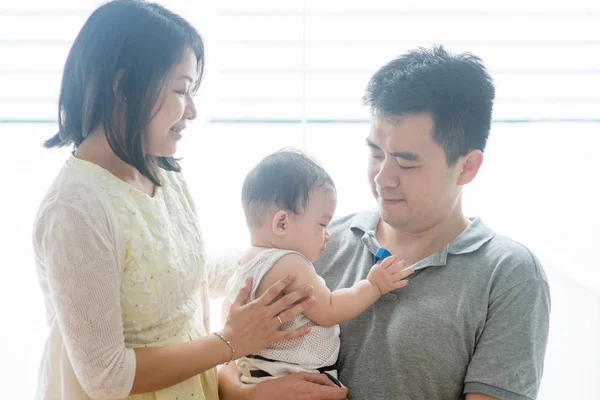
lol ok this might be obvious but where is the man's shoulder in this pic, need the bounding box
[488,232,546,275]
[475,227,549,297]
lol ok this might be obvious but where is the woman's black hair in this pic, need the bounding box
[45,0,205,185]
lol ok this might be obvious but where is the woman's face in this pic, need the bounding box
[145,48,198,157]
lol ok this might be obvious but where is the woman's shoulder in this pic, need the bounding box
[36,157,115,223]
[33,157,123,260]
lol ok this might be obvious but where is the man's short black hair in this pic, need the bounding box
[363,45,495,165]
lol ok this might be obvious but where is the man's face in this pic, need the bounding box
[367,112,465,233]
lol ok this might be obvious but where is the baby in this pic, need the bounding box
[224,149,413,386]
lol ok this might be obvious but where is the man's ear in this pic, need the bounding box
[272,210,290,236]
[457,150,484,186]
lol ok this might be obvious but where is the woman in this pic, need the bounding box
[33,1,313,399]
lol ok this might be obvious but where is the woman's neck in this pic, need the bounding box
[74,128,154,194]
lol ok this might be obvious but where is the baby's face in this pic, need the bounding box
[288,187,337,263]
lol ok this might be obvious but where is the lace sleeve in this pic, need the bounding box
[205,250,244,299]
[34,193,136,399]
[171,172,242,299]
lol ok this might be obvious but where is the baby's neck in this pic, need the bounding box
[249,230,279,249]
[240,233,284,264]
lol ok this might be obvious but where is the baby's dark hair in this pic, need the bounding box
[242,149,336,226]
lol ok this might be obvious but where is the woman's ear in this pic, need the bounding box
[272,210,289,236]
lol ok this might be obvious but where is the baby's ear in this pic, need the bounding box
[272,210,289,236]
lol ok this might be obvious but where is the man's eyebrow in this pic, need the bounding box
[391,151,421,162]
[366,138,421,162]
[365,138,381,150]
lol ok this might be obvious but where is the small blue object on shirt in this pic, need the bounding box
[373,247,392,263]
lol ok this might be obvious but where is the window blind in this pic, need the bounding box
[1,0,599,124]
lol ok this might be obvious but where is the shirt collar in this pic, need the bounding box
[349,210,495,269]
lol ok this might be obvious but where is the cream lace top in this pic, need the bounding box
[33,156,235,400]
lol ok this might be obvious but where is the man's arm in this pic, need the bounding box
[463,275,550,400]
[466,394,500,400]
[218,363,348,400]
[218,363,255,400]
[255,253,411,327]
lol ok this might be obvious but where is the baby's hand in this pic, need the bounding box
[366,255,414,295]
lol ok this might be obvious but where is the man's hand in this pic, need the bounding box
[252,372,349,400]
[219,362,348,400]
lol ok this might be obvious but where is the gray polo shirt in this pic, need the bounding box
[314,210,550,400]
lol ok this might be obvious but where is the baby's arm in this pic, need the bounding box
[255,254,413,327]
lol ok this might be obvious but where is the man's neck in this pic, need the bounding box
[375,210,470,266]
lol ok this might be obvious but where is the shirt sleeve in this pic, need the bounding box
[34,196,136,399]
[205,251,243,299]
[174,172,242,299]
[464,276,551,400]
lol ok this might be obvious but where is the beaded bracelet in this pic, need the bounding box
[213,332,235,364]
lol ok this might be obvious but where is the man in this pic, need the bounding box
[219,45,550,400]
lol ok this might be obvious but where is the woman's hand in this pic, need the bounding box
[220,273,315,358]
